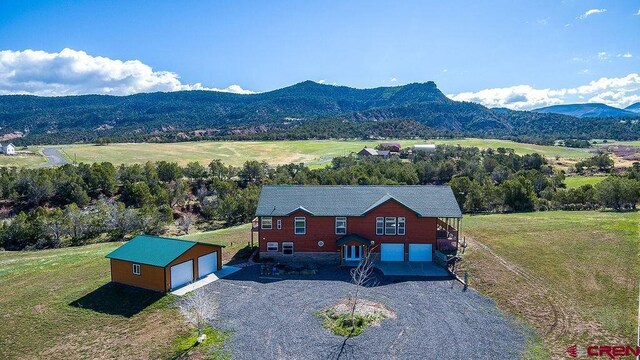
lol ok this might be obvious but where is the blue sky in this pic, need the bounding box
[0,0,639,109]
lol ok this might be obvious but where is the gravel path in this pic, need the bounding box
[198,265,528,360]
[33,147,69,168]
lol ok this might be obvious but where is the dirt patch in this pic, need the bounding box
[330,298,397,320]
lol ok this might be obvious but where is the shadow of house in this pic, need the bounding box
[69,282,165,318]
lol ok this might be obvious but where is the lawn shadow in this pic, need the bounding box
[225,245,256,266]
[69,282,165,318]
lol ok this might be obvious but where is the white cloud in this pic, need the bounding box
[578,8,607,19]
[635,9,640,16]
[448,73,640,110]
[0,48,254,96]
[622,53,633,58]
[597,51,609,60]
[317,79,326,84]
[390,77,398,82]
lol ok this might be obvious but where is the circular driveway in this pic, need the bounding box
[200,265,528,359]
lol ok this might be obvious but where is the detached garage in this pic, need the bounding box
[106,235,224,292]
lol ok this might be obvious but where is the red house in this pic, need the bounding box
[254,186,462,265]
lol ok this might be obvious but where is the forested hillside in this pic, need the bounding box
[2,81,639,145]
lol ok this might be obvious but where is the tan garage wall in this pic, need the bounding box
[164,244,223,291]
[110,259,167,292]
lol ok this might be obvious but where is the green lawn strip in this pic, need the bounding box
[180,223,254,263]
[317,309,385,337]
[564,175,606,188]
[462,211,639,344]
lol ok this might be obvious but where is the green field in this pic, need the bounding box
[0,225,250,360]
[56,138,592,167]
[0,153,47,167]
[564,175,606,188]
[462,211,639,357]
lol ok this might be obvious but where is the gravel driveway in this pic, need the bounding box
[199,265,528,360]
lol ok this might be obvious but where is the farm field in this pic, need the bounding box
[0,224,249,360]
[461,211,639,357]
[54,138,594,167]
[563,175,606,188]
[0,153,46,167]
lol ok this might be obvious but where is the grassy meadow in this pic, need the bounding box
[55,138,594,167]
[0,224,250,360]
[0,153,47,167]
[462,211,639,357]
[563,175,606,188]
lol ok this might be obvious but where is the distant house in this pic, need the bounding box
[379,142,401,152]
[106,235,225,292]
[357,147,390,159]
[1,143,16,155]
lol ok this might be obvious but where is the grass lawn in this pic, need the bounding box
[56,138,592,167]
[0,153,47,167]
[0,224,251,359]
[461,211,639,357]
[180,223,255,264]
[563,175,606,188]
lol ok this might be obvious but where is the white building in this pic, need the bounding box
[412,144,437,152]
[2,143,16,155]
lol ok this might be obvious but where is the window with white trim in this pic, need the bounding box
[335,217,347,235]
[132,263,141,275]
[261,217,272,229]
[294,217,306,235]
[277,219,282,230]
[385,217,397,235]
[282,242,294,255]
[397,217,406,235]
[267,242,278,252]
[376,217,384,235]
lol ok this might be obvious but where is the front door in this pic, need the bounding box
[344,245,362,261]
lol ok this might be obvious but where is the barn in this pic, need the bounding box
[106,235,224,292]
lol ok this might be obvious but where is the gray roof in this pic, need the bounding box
[256,185,462,218]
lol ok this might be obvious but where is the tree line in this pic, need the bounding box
[0,146,638,250]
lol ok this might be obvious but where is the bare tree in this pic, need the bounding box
[347,245,378,334]
[179,289,218,338]
[179,214,195,234]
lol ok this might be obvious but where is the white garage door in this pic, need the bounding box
[409,244,432,262]
[170,260,193,290]
[381,243,404,262]
[197,252,218,279]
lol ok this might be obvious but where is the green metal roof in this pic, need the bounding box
[105,235,201,267]
[336,234,372,247]
[256,185,462,218]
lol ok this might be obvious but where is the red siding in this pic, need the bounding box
[258,200,437,254]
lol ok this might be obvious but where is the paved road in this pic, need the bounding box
[33,147,69,168]
[195,265,528,360]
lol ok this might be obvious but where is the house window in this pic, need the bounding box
[335,217,347,235]
[294,217,306,235]
[132,263,141,275]
[397,217,406,235]
[385,217,397,235]
[282,242,294,255]
[277,219,282,230]
[267,242,278,252]
[261,217,272,229]
[376,217,384,235]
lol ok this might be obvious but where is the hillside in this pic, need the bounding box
[626,102,640,114]
[533,103,639,118]
[1,81,639,144]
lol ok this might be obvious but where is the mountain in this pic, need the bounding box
[532,103,639,119]
[0,81,639,144]
[625,102,640,114]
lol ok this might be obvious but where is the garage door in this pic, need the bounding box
[197,252,218,279]
[170,260,193,290]
[409,244,432,262]
[381,243,404,262]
